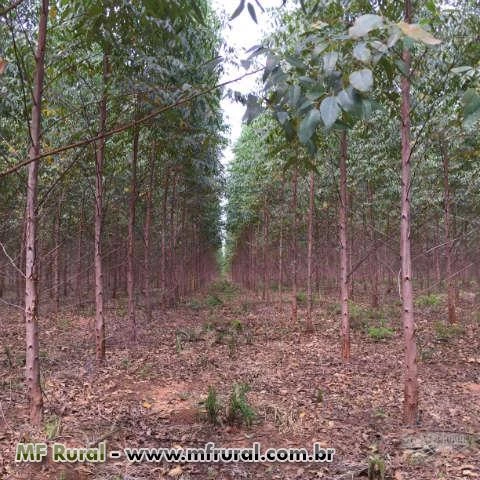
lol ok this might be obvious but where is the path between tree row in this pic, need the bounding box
[1,281,479,479]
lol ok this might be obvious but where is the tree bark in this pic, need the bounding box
[291,167,298,323]
[278,185,284,310]
[400,0,419,426]
[127,123,139,341]
[94,52,108,364]
[25,0,49,425]
[161,170,170,305]
[441,142,457,324]
[306,169,315,332]
[339,131,350,361]
[144,141,155,323]
[76,195,84,308]
[368,183,379,308]
[53,194,61,313]
[262,199,268,301]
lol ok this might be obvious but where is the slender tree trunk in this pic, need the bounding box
[94,52,108,364]
[127,124,139,341]
[441,142,457,324]
[262,199,267,301]
[291,167,298,323]
[279,192,284,310]
[53,194,61,313]
[144,141,155,323]
[368,183,379,308]
[339,131,350,361]
[161,171,169,305]
[400,0,419,425]
[24,0,49,425]
[306,169,315,332]
[76,195,84,308]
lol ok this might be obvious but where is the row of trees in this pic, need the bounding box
[226,0,479,424]
[1,0,226,423]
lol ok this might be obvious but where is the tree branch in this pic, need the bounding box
[0,68,264,179]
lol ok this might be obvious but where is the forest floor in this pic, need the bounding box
[1,280,479,480]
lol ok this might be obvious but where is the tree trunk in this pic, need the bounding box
[127,124,139,341]
[262,199,268,301]
[368,183,379,308]
[278,187,284,310]
[53,194,62,313]
[291,167,298,323]
[76,195,84,308]
[306,169,315,332]
[25,0,49,425]
[339,131,350,361]
[94,52,108,364]
[400,0,419,426]
[161,170,170,305]
[144,141,155,323]
[441,142,457,324]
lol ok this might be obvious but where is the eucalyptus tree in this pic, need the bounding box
[231,0,449,423]
[24,0,49,426]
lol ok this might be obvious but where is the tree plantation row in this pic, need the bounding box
[0,0,479,444]
[1,0,226,425]
[225,0,479,427]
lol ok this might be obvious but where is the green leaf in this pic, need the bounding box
[230,0,246,21]
[352,43,371,63]
[298,108,321,144]
[323,52,338,73]
[462,88,480,128]
[395,59,409,76]
[349,69,373,92]
[247,2,257,23]
[243,94,263,124]
[337,89,355,111]
[451,66,473,75]
[348,14,383,38]
[387,29,401,48]
[312,43,327,58]
[397,21,441,45]
[320,96,340,128]
[285,55,306,70]
[276,111,289,125]
[288,84,301,107]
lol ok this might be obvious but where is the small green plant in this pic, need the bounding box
[230,319,243,332]
[205,386,221,425]
[367,325,394,341]
[44,415,61,440]
[205,294,223,307]
[368,454,386,480]
[120,357,131,370]
[434,322,464,341]
[349,302,371,331]
[415,293,441,308]
[186,299,202,311]
[372,408,387,419]
[227,383,255,427]
[315,388,323,404]
[296,291,307,305]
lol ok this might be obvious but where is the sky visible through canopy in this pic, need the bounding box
[212,1,279,167]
